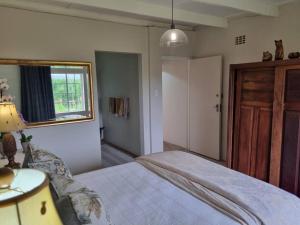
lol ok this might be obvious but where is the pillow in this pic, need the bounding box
[51,174,84,196]
[30,147,72,179]
[32,149,60,162]
[51,174,112,225]
[28,159,72,179]
[56,196,81,225]
[69,189,103,224]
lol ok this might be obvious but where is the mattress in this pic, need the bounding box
[75,162,239,225]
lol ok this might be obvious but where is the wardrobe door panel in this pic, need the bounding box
[280,69,300,197]
[235,106,254,174]
[234,106,272,181]
[255,108,272,181]
[232,68,274,181]
[280,111,300,196]
[285,70,300,102]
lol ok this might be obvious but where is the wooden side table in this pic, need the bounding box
[0,152,25,168]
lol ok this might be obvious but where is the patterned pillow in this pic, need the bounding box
[32,149,60,161]
[56,196,81,225]
[50,174,112,225]
[51,174,84,196]
[69,189,103,224]
[30,148,72,179]
[28,159,72,179]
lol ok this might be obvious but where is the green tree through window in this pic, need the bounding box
[51,71,85,114]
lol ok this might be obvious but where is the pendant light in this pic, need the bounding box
[160,0,189,47]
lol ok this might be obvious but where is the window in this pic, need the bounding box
[51,66,86,114]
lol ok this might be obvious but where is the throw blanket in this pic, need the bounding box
[136,151,300,225]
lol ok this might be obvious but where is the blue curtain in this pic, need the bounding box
[20,66,56,123]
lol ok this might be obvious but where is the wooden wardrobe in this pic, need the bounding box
[227,59,300,197]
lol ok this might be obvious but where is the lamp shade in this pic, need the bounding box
[0,102,26,132]
[160,28,189,47]
[0,169,63,225]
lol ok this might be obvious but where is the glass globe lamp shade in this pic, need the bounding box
[160,28,189,47]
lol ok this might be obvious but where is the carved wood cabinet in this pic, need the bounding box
[227,59,300,197]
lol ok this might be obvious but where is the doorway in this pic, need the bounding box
[162,56,223,160]
[95,51,141,167]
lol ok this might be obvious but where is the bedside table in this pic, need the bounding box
[0,152,25,168]
[0,169,63,225]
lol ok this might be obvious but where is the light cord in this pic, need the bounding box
[171,0,175,29]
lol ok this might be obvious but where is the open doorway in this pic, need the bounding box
[162,56,223,161]
[95,51,141,168]
[162,57,189,152]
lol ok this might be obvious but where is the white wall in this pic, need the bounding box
[194,1,300,160]
[0,7,150,174]
[162,58,188,148]
[0,6,197,173]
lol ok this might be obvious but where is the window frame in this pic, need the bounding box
[51,66,90,117]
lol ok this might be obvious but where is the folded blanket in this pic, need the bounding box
[136,151,300,225]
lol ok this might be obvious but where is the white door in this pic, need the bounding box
[189,56,222,160]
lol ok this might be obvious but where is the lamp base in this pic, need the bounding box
[0,167,14,189]
[2,133,20,169]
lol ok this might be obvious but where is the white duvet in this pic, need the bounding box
[75,162,239,225]
[137,151,300,225]
[75,151,300,225]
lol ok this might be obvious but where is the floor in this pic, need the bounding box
[164,142,187,152]
[101,142,226,169]
[101,144,134,168]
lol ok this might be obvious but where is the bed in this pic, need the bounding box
[74,151,300,225]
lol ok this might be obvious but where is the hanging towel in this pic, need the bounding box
[109,97,129,119]
[109,97,115,114]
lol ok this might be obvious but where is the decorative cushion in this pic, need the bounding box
[29,147,72,179]
[69,189,102,224]
[32,149,61,162]
[56,196,81,225]
[51,174,112,225]
[51,174,84,196]
[28,159,72,179]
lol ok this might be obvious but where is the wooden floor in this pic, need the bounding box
[164,142,187,151]
[100,142,226,169]
[101,144,134,168]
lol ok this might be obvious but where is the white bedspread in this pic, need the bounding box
[137,151,300,225]
[75,162,240,225]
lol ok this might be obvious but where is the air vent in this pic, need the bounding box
[235,35,246,45]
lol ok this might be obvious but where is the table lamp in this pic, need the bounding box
[0,169,63,225]
[0,102,26,168]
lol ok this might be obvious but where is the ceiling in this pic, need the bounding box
[0,0,295,28]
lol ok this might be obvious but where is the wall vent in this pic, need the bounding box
[235,35,246,45]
